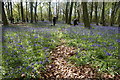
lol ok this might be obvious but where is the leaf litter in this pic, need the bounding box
[37,38,120,80]
[40,44,101,79]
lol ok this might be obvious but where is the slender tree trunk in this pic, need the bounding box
[62,9,65,21]
[77,9,80,22]
[82,2,90,28]
[65,2,69,23]
[110,2,118,26]
[30,2,33,23]
[101,2,105,26]
[26,2,28,22]
[77,3,80,22]
[40,3,43,20]
[2,2,9,25]
[7,2,10,20]
[95,2,98,25]
[90,2,93,22]
[21,2,25,22]
[34,2,37,22]
[56,0,58,16]
[17,4,20,20]
[48,2,52,21]
[68,2,74,24]
[57,3,59,18]
[10,2,13,18]
[118,10,120,27]
[10,2,13,23]
[74,2,77,18]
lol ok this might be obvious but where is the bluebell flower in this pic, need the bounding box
[39,61,43,64]
[34,36,38,38]
[17,66,20,68]
[32,67,34,69]
[20,45,23,48]
[75,52,78,55]
[106,52,112,56]
[26,66,30,69]
[91,45,95,47]
[31,63,34,65]
[116,39,120,43]
[32,70,36,72]
[76,56,80,58]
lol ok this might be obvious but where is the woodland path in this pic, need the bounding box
[42,44,99,79]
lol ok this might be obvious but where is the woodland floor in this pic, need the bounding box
[40,36,119,80]
[1,21,120,80]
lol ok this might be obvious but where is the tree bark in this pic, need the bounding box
[2,2,9,25]
[21,2,25,22]
[90,2,93,22]
[77,3,81,22]
[30,2,33,23]
[10,2,13,23]
[7,2,10,20]
[101,2,105,26]
[10,2,13,18]
[40,3,43,20]
[48,2,52,21]
[74,2,77,18]
[110,2,118,26]
[68,2,74,24]
[77,9,80,22]
[17,3,20,20]
[26,2,28,22]
[34,2,37,22]
[95,2,98,25]
[118,10,120,27]
[65,2,69,23]
[82,2,90,28]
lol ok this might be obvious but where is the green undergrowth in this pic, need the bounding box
[2,23,120,79]
[61,26,120,76]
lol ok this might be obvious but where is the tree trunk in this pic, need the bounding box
[7,2,10,20]
[30,2,33,23]
[17,4,20,21]
[10,2,13,23]
[48,2,52,21]
[68,2,74,24]
[77,3,80,22]
[101,2,105,26]
[56,0,58,17]
[57,3,59,18]
[95,2,98,25]
[62,9,65,21]
[65,2,69,23]
[77,9,80,22]
[118,10,120,27]
[82,2,90,28]
[26,2,28,22]
[40,3,43,20]
[110,2,118,26]
[21,2,25,22]
[34,2,37,22]
[10,2,13,18]
[74,2,77,18]
[90,2,93,22]
[2,2,9,25]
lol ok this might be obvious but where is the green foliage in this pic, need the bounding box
[2,26,60,79]
[2,23,119,79]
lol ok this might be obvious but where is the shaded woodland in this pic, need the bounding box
[1,1,120,27]
[1,1,120,79]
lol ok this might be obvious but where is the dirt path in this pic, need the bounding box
[41,44,99,79]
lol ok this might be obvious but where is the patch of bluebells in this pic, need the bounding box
[2,25,60,79]
[106,52,112,56]
[66,23,119,74]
